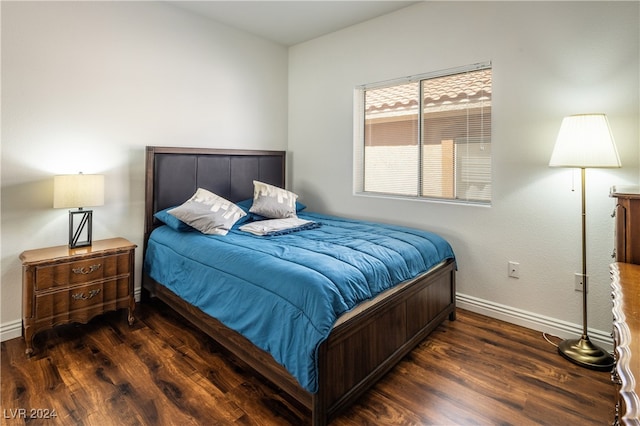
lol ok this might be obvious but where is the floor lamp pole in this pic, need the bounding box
[580,167,588,339]
[557,167,614,371]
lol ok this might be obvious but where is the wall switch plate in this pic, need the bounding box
[508,261,520,278]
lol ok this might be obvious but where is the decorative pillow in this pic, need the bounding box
[154,207,194,232]
[168,188,246,236]
[249,181,299,219]
[237,197,306,221]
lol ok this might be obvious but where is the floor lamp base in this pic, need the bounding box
[558,336,614,371]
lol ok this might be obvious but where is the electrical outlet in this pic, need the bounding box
[574,273,587,292]
[508,261,520,278]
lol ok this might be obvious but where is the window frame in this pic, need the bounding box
[353,61,492,206]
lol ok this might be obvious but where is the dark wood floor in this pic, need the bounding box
[2,301,614,425]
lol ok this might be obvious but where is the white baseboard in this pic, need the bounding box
[456,293,613,351]
[1,319,23,342]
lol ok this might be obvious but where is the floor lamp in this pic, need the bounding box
[549,113,620,371]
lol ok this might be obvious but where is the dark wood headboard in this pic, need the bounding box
[144,146,286,243]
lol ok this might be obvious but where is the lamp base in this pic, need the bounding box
[558,336,614,371]
[69,209,93,249]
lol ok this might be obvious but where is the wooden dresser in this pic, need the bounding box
[610,263,640,425]
[611,187,640,264]
[611,187,640,425]
[21,238,136,355]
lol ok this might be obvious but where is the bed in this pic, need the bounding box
[142,146,457,425]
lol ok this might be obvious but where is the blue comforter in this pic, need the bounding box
[144,212,455,393]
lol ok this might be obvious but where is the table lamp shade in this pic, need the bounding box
[549,114,621,169]
[53,173,104,248]
[53,174,104,209]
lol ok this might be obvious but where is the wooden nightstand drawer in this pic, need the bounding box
[34,253,130,290]
[34,278,131,322]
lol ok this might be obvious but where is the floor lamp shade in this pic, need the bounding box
[550,114,621,168]
[549,113,620,371]
[53,173,105,248]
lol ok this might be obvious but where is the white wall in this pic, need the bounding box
[1,2,288,339]
[288,1,640,342]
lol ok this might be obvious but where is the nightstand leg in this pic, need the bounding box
[127,297,135,325]
[24,326,34,356]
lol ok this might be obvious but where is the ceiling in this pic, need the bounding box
[167,1,419,46]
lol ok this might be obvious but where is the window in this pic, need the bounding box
[354,62,492,204]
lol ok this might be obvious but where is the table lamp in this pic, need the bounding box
[53,173,105,248]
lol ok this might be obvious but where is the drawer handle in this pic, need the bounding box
[72,264,101,275]
[72,289,101,300]
[611,370,622,385]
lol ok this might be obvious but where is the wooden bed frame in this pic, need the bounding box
[142,146,456,425]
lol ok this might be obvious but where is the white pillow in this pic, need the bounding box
[168,188,246,235]
[249,181,298,219]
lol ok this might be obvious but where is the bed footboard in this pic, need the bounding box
[313,258,456,425]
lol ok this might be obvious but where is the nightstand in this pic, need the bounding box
[20,237,136,355]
